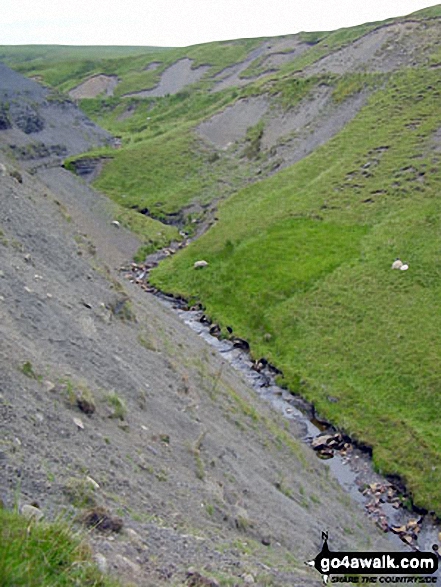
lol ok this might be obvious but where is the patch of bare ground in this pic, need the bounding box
[260,37,311,70]
[69,74,119,100]
[117,104,136,122]
[260,49,303,70]
[196,85,369,173]
[123,59,210,98]
[197,96,269,149]
[304,20,438,76]
[271,90,369,170]
[366,20,441,72]
[261,86,332,150]
[0,63,112,171]
[143,61,161,71]
[211,46,267,92]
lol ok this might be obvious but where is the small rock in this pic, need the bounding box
[209,324,221,336]
[94,553,108,574]
[111,220,120,228]
[86,476,100,490]
[243,573,255,584]
[125,527,144,546]
[21,504,44,521]
[46,293,53,299]
[114,554,141,576]
[400,263,409,271]
[231,337,250,350]
[194,260,209,269]
[73,417,84,430]
[311,434,334,450]
[24,286,33,293]
[391,524,407,535]
[43,380,56,393]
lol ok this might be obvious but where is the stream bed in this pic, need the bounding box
[122,262,441,577]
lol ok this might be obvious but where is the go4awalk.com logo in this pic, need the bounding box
[305,532,439,584]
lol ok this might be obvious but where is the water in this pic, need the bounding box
[158,301,441,575]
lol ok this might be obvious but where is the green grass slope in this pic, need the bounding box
[0,509,120,586]
[151,67,441,514]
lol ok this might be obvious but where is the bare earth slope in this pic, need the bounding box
[0,63,112,170]
[0,70,394,586]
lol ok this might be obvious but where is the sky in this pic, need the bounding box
[2,0,440,47]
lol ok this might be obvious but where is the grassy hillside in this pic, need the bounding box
[3,7,441,516]
[151,66,441,514]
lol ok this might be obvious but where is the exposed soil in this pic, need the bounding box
[123,59,211,98]
[261,86,333,150]
[196,85,368,173]
[0,65,397,586]
[69,74,120,100]
[0,63,112,171]
[304,20,436,76]
[211,46,267,93]
[259,50,302,71]
[197,97,269,149]
[144,61,161,71]
[270,90,370,171]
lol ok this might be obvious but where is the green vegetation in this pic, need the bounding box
[20,361,39,380]
[106,392,127,420]
[0,508,120,586]
[63,477,97,508]
[151,67,441,514]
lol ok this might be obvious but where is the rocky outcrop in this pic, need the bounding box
[0,62,112,167]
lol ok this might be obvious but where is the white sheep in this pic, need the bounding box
[391,259,403,269]
[194,260,209,269]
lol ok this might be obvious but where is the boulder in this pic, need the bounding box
[21,504,44,521]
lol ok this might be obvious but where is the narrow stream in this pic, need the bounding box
[122,264,441,577]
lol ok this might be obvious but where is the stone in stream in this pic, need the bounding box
[209,323,221,336]
[231,337,250,351]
